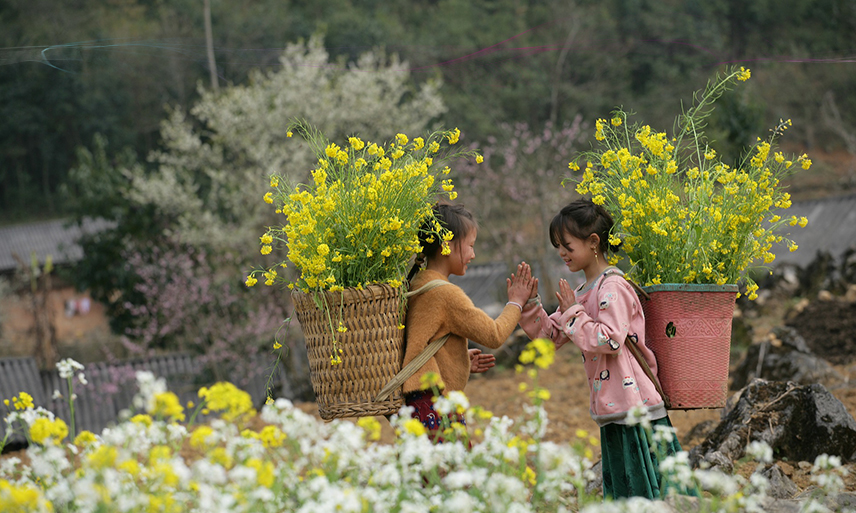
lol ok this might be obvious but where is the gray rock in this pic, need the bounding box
[691,379,856,467]
[585,459,603,496]
[682,419,717,446]
[757,497,804,513]
[732,326,842,389]
[702,450,734,474]
[761,463,799,499]
[795,489,856,512]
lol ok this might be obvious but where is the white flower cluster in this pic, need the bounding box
[56,358,85,382]
[2,380,853,513]
[129,370,167,414]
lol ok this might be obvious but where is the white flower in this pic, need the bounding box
[131,370,167,412]
[746,440,773,463]
[694,468,741,497]
[623,404,651,429]
[659,452,694,489]
[652,423,676,444]
[445,490,477,510]
[0,457,21,477]
[434,390,469,415]
[56,358,84,380]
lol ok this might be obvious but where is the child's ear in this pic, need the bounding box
[589,233,601,249]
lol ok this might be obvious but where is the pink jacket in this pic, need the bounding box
[520,268,666,426]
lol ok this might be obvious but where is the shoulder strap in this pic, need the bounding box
[403,279,451,298]
[625,334,671,409]
[596,269,670,409]
[597,268,650,300]
[375,279,453,403]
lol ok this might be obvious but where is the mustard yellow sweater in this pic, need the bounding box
[402,269,522,394]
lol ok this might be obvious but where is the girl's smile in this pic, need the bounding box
[557,233,594,273]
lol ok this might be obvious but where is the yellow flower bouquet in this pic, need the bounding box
[248,122,474,295]
[247,121,479,420]
[569,66,810,299]
[568,66,812,409]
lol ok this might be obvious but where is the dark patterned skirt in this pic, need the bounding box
[600,416,699,500]
[405,390,468,445]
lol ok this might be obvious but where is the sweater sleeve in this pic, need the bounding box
[519,301,571,347]
[554,278,637,354]
[436,285,522,349]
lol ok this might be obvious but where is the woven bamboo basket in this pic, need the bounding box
[640,283,738,409]
[292,283,405,420]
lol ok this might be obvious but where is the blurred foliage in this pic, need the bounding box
[58,37,442,361]
[2,0,855,223]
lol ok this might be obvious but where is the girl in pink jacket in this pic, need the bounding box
[519,199,685,500]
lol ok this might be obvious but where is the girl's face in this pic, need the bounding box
[556,230,597,274]
[448,228,477,276]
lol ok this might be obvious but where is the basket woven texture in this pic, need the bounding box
[641,284,738,409]
[292,283,405,420]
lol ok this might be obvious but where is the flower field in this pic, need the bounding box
[3,347,853,512]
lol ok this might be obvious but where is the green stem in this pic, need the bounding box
[67,376,77,440]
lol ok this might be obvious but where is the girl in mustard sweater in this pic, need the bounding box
[402,203,534,442]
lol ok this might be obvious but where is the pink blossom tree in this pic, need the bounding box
[456,116,588,300]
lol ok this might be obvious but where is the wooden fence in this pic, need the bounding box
[1,353,289,449]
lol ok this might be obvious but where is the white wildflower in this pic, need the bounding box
[624,404,651,429]
[434,390,469,415]
[56,358,84,380]
[652,423,676,444]
[131,370,167,412]
[659,451,694,489]
[746,440,773,463]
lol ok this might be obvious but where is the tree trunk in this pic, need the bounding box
[204,0,219,91]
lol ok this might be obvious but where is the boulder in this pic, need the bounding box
[690,379,856,468]
[731,326,842,389]
[761,463,800,499]
[795,489,856,512]
[799,251,840,296]
[786,300,856,365]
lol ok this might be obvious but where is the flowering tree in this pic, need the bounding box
[67,36,445,395]
[129,35,445,251]
[456,117,588,299]
[119,247,285,387]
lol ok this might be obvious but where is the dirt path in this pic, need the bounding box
[296,343,724,449]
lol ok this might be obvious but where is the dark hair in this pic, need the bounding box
[549,199,618,255]
[407,203,478,281]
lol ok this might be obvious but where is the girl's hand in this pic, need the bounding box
[556,278,576,313]
[517,262,539,299]
[469,348,496,373]
[506,261,534,305]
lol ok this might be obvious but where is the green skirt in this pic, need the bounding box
[600,416,695,500]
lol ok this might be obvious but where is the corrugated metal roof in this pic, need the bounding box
[0,218,114,273]
[770,193,856,267]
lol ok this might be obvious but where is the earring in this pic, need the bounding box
[594,248,598,262]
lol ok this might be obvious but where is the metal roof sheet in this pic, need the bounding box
[0,218,114,272]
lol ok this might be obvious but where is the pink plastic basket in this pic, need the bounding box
[640,284,738,409]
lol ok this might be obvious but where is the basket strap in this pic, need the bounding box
[374,334,450,402]
[403,279,451,298]
[375,279,453,403]
[597,269,670,409]
[625,335,671,409]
